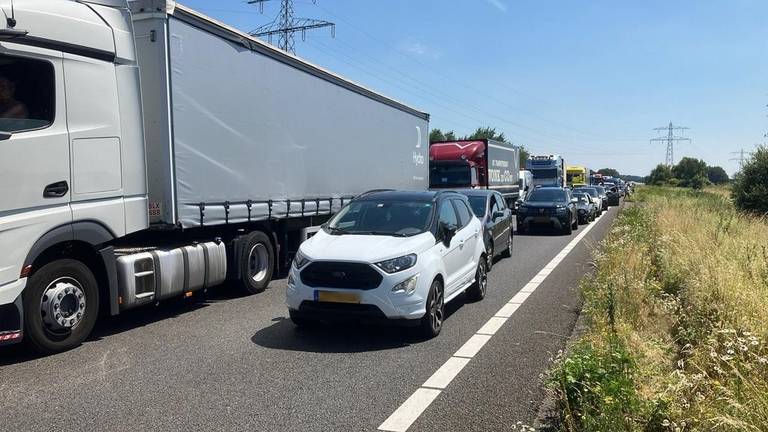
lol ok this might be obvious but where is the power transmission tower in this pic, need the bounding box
[650,122,691,166]
[248,0,335,54]
[730,148,755,170]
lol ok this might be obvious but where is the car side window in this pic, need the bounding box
[453,199,472,228]
[491,195,502,214]
[495,194,506,210]
[0,54,55,133]
[438,200,459,228]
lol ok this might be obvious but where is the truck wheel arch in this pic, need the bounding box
[23,221,116,270]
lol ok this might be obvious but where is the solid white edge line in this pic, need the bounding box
[378,207,609,431]
[378,388,442,432]
[422,356,472,389]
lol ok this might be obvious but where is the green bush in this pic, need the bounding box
[732,146,768,214]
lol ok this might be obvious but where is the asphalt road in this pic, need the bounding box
[0,206,618,432]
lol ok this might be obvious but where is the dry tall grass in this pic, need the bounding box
[551,187,768,431]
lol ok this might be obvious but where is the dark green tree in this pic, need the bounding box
[598,168,620,178]
[732,146,768,214]
[518,145,530,170]
[672,157,709,189]
[463,126,506,142]
[429,128,456,143]
[647,164,673,185]
[706,166,730,185]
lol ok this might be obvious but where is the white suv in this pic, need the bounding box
[286,190,487,337]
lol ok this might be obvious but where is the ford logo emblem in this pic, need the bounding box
[331,271,346,278]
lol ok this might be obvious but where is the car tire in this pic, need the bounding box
[467,260,488,302]
[485,243,493,272]
[23,259,100,355]
[562,219,572,235]
[289,310,312,328]
[501,232,513,258]
[572,215,579,230]
[420,279,445,338]
[237,231,275,294]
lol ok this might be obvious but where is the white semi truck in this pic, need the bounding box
[0,0,429,353]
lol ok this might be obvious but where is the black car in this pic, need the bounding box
[517,187,579,235]
[603,183,621,206]
[459,189,513,270]
[573,186,604,214]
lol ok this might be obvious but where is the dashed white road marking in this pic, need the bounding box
[422,357,471,389]
[377,208,612,432]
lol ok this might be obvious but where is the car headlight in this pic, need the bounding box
[556,206,567,214]
[375,253,417,273]
[293,250,310,269]
[392,274,419,295]
[518,205,529,212]
[287,271,296,288]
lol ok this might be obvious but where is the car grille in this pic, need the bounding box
[527,206,556,215]
[300,262,383,290]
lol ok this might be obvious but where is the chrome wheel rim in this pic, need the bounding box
[248,243,269,283]
[40,277,86,333]
[478,263,487,297]
[429,283,444,331]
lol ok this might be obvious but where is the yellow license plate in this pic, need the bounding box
[315,290,360,304]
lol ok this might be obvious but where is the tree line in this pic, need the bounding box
[646,147,768,214]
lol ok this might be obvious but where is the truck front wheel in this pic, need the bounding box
[237,231,275,294]
[23,259,99,354]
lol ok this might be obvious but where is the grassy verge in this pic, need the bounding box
[549,186,768,431]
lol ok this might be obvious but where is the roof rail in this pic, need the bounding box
[356,189,396,198]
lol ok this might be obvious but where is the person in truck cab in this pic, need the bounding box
[0,75,29,119]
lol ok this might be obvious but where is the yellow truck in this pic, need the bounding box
[566,165,590,187]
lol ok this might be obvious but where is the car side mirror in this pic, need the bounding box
[492,210,504,220]
[440,223,457,246]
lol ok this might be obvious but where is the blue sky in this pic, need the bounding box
[182,0,767,176]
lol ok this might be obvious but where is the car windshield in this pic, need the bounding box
[574,188,598,198]
[574,194,589,203]
[527,189,568,202]
[467,196,487,217]
[430,164,470,187]
[325,200,434,236]
[593,186,606,194]
[531,168,557,179]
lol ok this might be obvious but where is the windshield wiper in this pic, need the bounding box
[325,226,349,235]
[349,230,408,237]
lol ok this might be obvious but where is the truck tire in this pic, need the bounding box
[22,259,99,354]
[237,231,275,294]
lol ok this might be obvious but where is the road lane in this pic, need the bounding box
[0,207,618,432]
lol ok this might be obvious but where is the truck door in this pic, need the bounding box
[0,48,72,286]
[62,53,125,237]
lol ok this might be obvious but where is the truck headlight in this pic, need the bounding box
[375,253,417,273]
[293,250,310,269]
[392,274,419,295]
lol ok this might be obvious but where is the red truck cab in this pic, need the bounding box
[429,140,487,188]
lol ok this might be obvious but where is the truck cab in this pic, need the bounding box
[429,141,486,188]
[0,0,148,350]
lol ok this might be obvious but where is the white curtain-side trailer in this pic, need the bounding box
[0,0,428,353]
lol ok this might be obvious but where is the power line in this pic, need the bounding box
[248,0,334,54]
[650,122,691,166]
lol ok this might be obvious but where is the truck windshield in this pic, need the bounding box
[531,169,557,179]
[325,200,434,236]
[527,189,568,202]
[430,164,471,187]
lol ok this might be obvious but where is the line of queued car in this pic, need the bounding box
[516,180,629,235]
